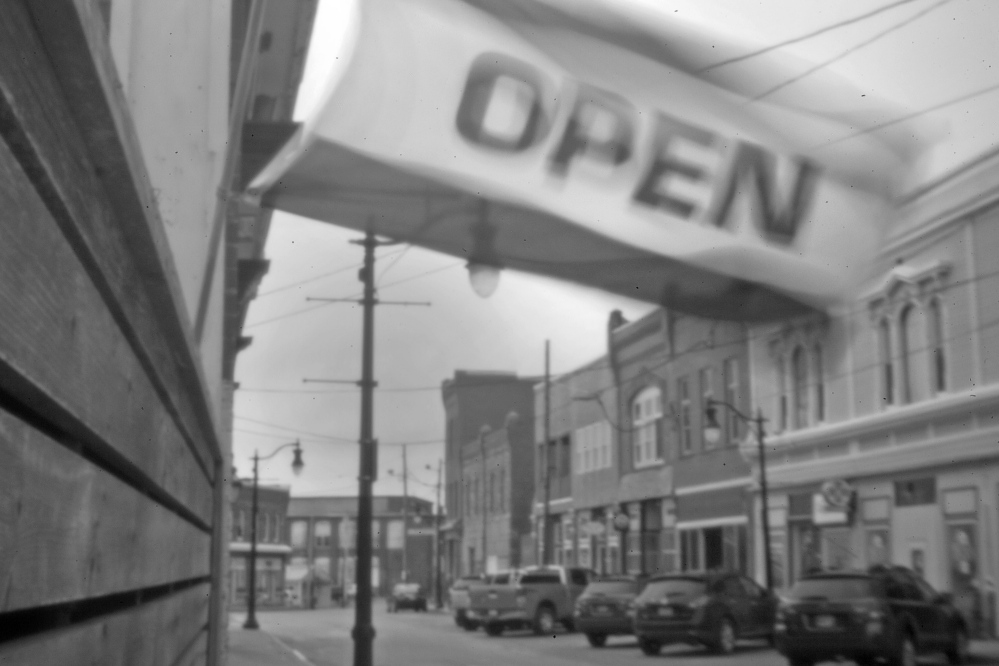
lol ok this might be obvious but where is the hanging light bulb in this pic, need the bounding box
[467,200,502,298]
[467,262,501,298]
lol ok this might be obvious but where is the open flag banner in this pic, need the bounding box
[249,0,921,321]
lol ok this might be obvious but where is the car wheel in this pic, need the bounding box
[454,614,465,627]
[639,639,661,656]
[889,633,917,666]
[484,623,504,637]
[586,633,607,647]
[533,605,557,635]
[945,626,970,665]
[463,621,479,632]
[712,617,736,655]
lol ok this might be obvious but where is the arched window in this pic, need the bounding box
[928,299,946,393]
[632,386,663,468]
[813,344,825,422]
[899,305,915,404]
[792,346,809,429]
[878,318,893,405]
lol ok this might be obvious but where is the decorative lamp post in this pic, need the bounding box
[243,440,304,630]
[703,398,773,592]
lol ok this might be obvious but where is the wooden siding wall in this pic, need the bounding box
[0,1,222,664]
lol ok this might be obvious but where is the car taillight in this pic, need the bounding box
[853,604,885,635]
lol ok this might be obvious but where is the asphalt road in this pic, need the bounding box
[239,604,988,666]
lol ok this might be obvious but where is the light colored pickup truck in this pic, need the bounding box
[468,566,598,636]
[448,575,484,630]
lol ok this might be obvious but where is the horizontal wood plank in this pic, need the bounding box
[0,0,217,480]
[0,132,213,526]
[0,585,209,666]
[0,410,211,612]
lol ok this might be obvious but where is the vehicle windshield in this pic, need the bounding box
[520,571,561,584]
[584,580,637,595]
[789,577,881,600]
[639,578,706,601]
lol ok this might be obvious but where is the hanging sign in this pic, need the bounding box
[250,0,921,321]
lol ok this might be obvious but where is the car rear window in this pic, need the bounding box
[639,578,706,600]
[488,573,514,584]
[520,571,561,584]
[585,580,637,595]
[789,577,881,600]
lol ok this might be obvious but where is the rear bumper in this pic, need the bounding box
[467,608,530,625]
[775,629,896,660]
[575,616,633,635]
[634,620,713,646]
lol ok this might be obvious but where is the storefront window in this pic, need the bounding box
[867,530,890,566]
[792,346,808,429]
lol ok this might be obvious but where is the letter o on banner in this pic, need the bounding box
[456,52,553,152]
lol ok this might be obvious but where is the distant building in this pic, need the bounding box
[286,495,435,606]
[533,308,754,580]
[229,482,292,608]
[460,411,534,575]
[441,371,537,579]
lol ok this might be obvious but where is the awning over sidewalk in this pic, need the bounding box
[249,0,924,321]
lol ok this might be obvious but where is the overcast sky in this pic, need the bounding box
[232,0,999,503]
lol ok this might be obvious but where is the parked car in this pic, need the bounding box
[633,572,777,656]
[388,582,428,612]
[573,575,647,647]
[468,566,596,636]
[774,565,969,666]
[449,575,485,629]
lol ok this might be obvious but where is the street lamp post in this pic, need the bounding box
[703,399,773,592]
[243,440,304,630]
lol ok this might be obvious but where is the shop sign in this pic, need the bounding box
[250,0,919,322]
[813,479,854,525]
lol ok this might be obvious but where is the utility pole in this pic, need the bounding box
[479,426,489,574]
[306,230,428,666]
[401,444,409,582]
[433,459,443,609]
[541,340,552,566]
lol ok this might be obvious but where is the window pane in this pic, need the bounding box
[792,346,808,428]
[879,319,893,404]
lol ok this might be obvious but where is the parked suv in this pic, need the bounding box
[388,582,427,612]
[633,572,777,656]
[573,575,647,647]
[775,565,969,666]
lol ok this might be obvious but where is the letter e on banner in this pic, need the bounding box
[633,111,716,220]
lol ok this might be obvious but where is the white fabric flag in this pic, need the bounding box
[250,0,921,320]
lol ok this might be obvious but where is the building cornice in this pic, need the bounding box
[742,383,999,456]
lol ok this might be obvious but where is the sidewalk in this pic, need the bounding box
[228,614,312,666]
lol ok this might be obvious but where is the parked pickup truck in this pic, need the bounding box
[468,566,598,636]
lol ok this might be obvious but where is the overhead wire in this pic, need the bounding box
[750,0,954,102]
[699,0,922,71]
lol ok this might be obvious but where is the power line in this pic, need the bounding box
[701,0,922,71]
[817,80,999,149]
[255,247,407,299]
[243,260,463,329]
[234,415,443,446]
[751,0,953,102]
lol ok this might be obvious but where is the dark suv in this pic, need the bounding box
[573,575,647,647]
[633,572,777,656]
[774,566,969,666]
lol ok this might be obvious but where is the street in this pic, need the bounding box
[230,604,996,666]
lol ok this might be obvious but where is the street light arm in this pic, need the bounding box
[255,439,302,462]
[705,397,760,426]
